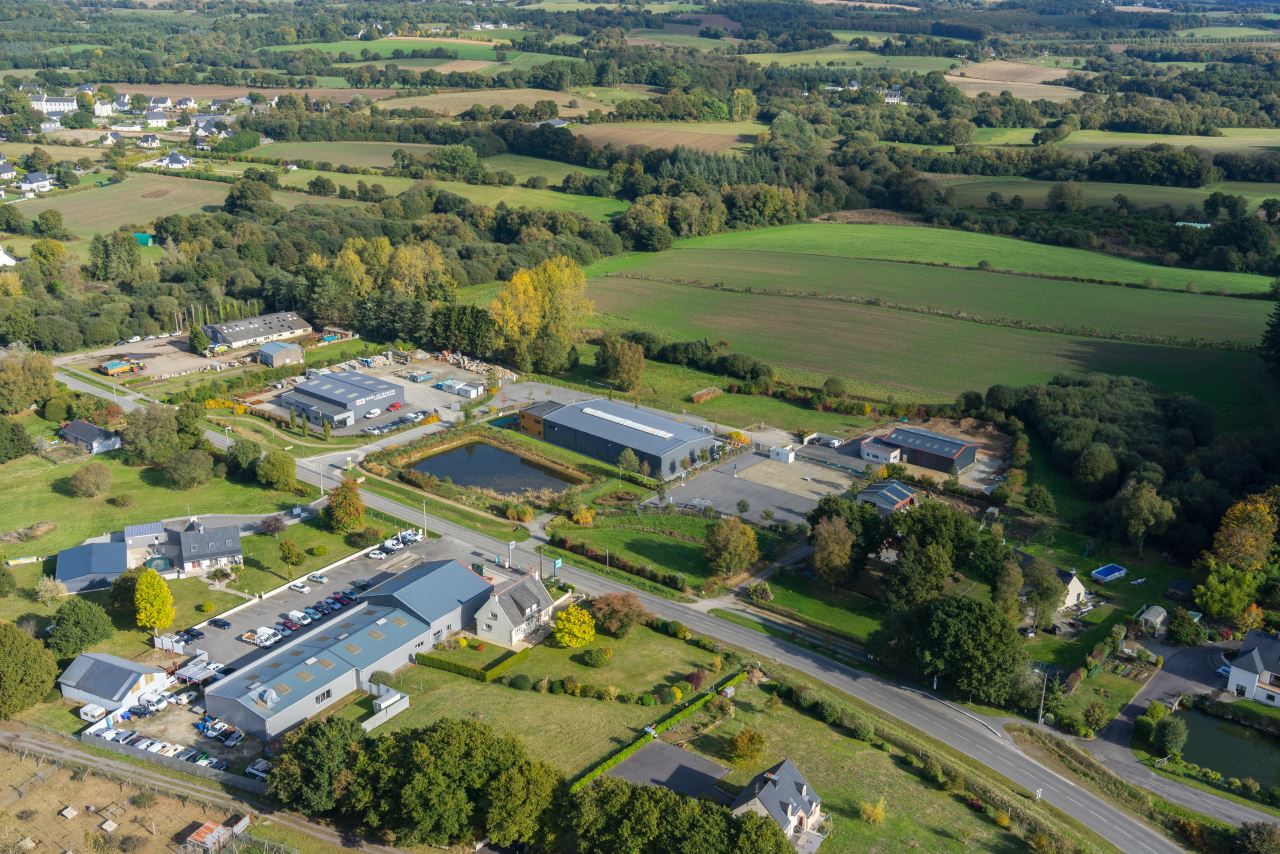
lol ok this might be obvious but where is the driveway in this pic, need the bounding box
[649,453,828,526]
[606,740,731,803]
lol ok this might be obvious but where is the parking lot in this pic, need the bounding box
[650,452,846,526]
[102,695,262,771]
[189,533,517,669]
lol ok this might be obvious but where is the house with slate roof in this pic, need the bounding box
[178,523,242,574]
[856,479,918,516]
[732,758,827,852]
[1227,629,1280,705]
[59,653,167,710]
[59,419,121,455]
[474,574,555,648]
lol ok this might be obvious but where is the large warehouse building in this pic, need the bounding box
[205,559,492,740]
[867,426,979,474]
[203,311,312,350]
[520,398,718,480]
[278,371,403,428]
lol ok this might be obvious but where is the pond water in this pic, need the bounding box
[1177,709,1280,785]
[411,441,574,493]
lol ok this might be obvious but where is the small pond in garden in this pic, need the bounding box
[411,441,574,493]
[1176,709,1280,785]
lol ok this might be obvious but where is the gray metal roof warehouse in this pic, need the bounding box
[203,311,312,349]
[882,426,979,474]
[278,371,403,428]
[525,398,718,480]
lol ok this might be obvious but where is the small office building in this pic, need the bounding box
[279,371,403,428]
[521,398,717,480]
[203,311,312,350]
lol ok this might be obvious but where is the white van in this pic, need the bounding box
[288,609,312,626]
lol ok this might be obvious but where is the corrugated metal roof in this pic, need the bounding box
[56,543,127,588]
[123,521,165,540]
[259,341,302,355]
[362,559,491,626]
[59,653,161,704]
[885,427,976,460]
[542,398,711,458]
[289,372,399,407]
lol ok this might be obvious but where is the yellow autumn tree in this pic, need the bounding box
[332,241,374,298]
[489,256,591,372]
[1212,496,1277,573]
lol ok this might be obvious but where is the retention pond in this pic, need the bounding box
[1177,708,1280,786]
[411,441,574,493]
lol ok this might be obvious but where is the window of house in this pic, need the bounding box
[489,611,498,620]
[315,689,332,704]
[483,623,492,632]
[414,641,424,649]
[433,630,442,641]
[1269,693,1276,703]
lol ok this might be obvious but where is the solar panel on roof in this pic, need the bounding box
[582,406,674,440]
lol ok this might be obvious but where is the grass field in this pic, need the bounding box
[266,37,501,58]
[0,142,102,164]
[1177,26,1278,38]
[938,174,1280,213]
[378,85,655,117]
[482,153,606,182]
[354,624,718,774]
[743,47,958,72]
[944,76,1082,102]
[573,120,767,153]
[587,245,1269,344]
[765,573,883,643]
[430,179,628,219]
[668,223,1271,292]
[360,477,532,542]
[669,680,1019,852]
[1060,128,1280,155]
[0,454,304,557]
[248,140,440,168]
[15,174,227,239]
[625,29,741,50]
[235,518,359,595]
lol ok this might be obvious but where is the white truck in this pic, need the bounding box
[241,627,281,647]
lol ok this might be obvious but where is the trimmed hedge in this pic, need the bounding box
[570,733,654,792]
[416,647,531,683]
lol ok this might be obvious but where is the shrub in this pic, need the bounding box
[563,675,580,696]
[687,669,707,690]
[860,798,886,825]
[639,693,656,706]
[509,673,533,691]
[200,600,215,613]
[993,810,1012,829]
[694,636,720,653]
[659,686,679,704]
[458,637,468,648]
[108,494,133,507]
[308,545,328,557]
[582,646,613,668]
[728,727,766,764]
[506,502,535,522]
[536,676,549,693]
[549,679,565,695]
[69,462,112,498]
[816,700,843,725]
[674,680,693,697]
[846,715,876,741]
[130,792,157,808]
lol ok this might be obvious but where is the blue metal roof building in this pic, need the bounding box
[522,398,718,480]
[362,559,492,637]
[55,542,128,593]
[882,427,979,474]
[257,340,304,368]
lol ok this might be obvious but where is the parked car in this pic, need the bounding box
[363,408,381,419]
[128,335,141,343]
[175,748,198,762]
[313,601,332,615]
[139,693,169,712]
[1217,664,1232,678]
[405,411,425,423]
[273,622,293,637]
[351,578,372,589]
[399,529,423,544]
[362,426,379,435]
[1019,627,1036,638]
[185,627,206,640]
[383,539,405,552]
[367,549,387,560]
[132,738,156,751]
[146,741,169,754]
[209,618,232,630]
[126,706,153,719]
[280,619,300,632]
[289,582,311,593]
[324,597,343,610]
[288,609,311,626]
[208,759,229,771]
[224,731,244,748]
[308,573,328,584]
[205,721,227,739]
[332,593,353,605]
[302,607,322,621]
[174,690,198,705]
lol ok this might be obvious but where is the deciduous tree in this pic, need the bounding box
[257,450,297,491]
[122,405,183,466]
[1212,496,1277,573]
[588,592,651,637]
[705,517,759,577]
[48,596,113,659]
[1024,558,1065,629]
[69,461,112,497]
[553,604,595,648]
[812,516,853,588]
[134,568,174,634]
[1115,478,1174,555]
[165,450,213,489]
[325,478,365,533]
[268,717,366,814]
[0,622,57,718]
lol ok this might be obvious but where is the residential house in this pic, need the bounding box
[144,111,169,128]
[17,171,54,193]
[474,574,556,647]
[39,118,63,133]
[58,653,168,711]
[100,131,125,146]
[174,97,197,110]
[1014,551,1088,612]
[113,95,132,113]
[731,759,827,852]
[148,96,172,110]
[76,84,95,94]
[883,85,907,105]
[1228,630,1280,707]
[0,160,15,181]
[160,151,192,170]
[178,523,243,574]
[856,479,918,515]
[55,542,128,593]
[138,134,162,149]
[535,118,569,129]
[60,419,122,455]
[28,94,78,114]
[93,100,116,117]
[0,248,15,267]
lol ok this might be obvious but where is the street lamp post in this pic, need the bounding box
[507,539,515,570]
[1037,669,1049,725]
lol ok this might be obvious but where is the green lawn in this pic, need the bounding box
[1060,128,1280,155]
[355,625,718,774]
[234,518,361,595]
[1176,26,1278,38]
[265,38,502,59]
[743,47,958,72]
[551,513,784,587]
[668,680,1024,852]
[1058,667,1147,726]
[1025,603,1121,670]
[0,455,307,558]
[764,572,883,644]
[941,175,1280,215]
[482,153,606,182]
[360,477,531,542]
[18,174,229,240]
[429,179,627,220]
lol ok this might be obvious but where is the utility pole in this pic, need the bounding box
[1037,669,1049,725]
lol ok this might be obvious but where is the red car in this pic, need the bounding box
[280,619,301,631]
[388,402,402,411]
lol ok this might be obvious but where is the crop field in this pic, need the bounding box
[248,140,440,167]
[587,246,1270,344]
[625,28,741,49]
[586,273,1271,423]
[951,60,1075,84]
[573,120,767,153]
[672,223,1272,293]
[482,153,606,181]
[944,75,1082,102]
[15,174,229,238]
[1059,127,1280,154]
[429,179,628,219]
[937,174,1280,212]
[0,142,102,164]
[1177,26,1278,38]
[378,85,656,116]
[743,47,958,71]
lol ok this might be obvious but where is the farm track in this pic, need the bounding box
[0,727,399,854]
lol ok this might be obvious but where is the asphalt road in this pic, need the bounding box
[54,370,1239,851]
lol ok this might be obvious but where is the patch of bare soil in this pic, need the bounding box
[0,522,56,544]
[812,208,920,225]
